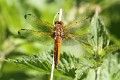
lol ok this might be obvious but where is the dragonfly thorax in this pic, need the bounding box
[52,21,64,40]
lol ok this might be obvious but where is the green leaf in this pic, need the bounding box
[88,12,110,55]
[112,69,120,80]
[75,34,93,53]
[6,52,76,79]
[6,52,102,80]
[7,53,52,73]
[74,55,97,80]
[58,52,79,77]
[104,44,120,53]
[100,53,120,80]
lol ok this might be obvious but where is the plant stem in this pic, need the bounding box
[50,56,54,80]
[95,67,101,80]
[59,9,62,21]
[50,8,62,80]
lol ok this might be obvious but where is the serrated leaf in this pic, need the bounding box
[75,34,93,53]
[6,52,79,79]
[74,66,90,80]
[88,12,110,55]
[7,53,52,73]
[112,69,120,80]
[58,52,79,77]
[74,55,97,80]
[104,44,120,54]
[100,53,120,80]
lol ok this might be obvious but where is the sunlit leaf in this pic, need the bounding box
[88,12,110,55]
[104,44,120,53]
[74,55,96,80]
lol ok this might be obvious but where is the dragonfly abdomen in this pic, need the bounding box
[53,21,64,68]
[54,36,62,68]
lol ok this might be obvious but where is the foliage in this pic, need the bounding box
[6,51,96,80]
[0,0,120,80]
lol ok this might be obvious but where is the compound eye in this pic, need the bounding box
[55,21,57,24]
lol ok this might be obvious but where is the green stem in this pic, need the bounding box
[95,67,100,80]
[95,69,97,80]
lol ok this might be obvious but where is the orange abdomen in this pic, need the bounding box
[54,37,62,68]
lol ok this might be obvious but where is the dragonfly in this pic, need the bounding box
[18,14,90,68]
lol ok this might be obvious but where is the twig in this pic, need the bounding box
[95,67,101,80]
[50,57,54,80]
[59,9,62,21]
[50,9,62,80]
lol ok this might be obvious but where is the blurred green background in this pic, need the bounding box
[0,0,120,80]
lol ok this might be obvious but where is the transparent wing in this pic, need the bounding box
[62,37,78,46]
[64,17,91,35]
[62,34,78,46]
[24,14,54,32]
[62,33,90,46]
[18,29,54,45]
[62,33,93,54]
[62,33,93,53]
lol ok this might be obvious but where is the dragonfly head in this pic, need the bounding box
[55,21,64,26]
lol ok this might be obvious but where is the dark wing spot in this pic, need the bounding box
[28,14,31,15]
[76,22,78,23]
[24,14,27,19]
[91,35,94,39]
[18,29,25,34]
[24,14,31,19]
[21,29,26,30]
[18,31,20,34]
